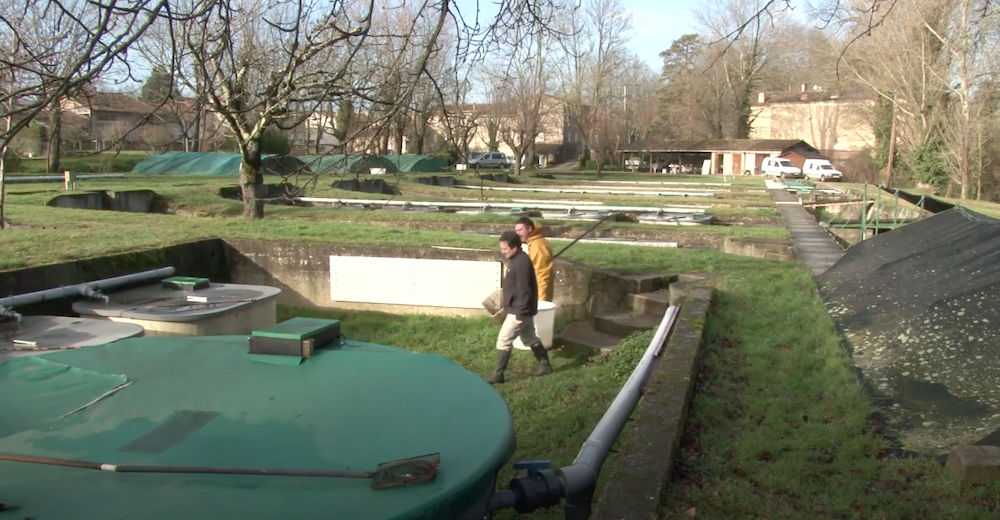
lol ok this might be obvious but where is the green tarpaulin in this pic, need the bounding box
[381,155,450,173]
[0,334,515,520]
[297,155,400,175]
[0,356,128,438]
[131,152,310,176]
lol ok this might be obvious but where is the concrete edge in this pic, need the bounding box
[590,285,715,520]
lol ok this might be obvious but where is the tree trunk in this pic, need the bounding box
[393,121,405,154]
[413,120,426,155]
[47,103,62,174]
[192,105,202,152]
[240,139,265,220]
[512,143,525,173]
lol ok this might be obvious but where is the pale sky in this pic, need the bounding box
[619,0,697,71]
[113,0,699,91]
[452,0,697,72]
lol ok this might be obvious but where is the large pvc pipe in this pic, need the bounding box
[587,180,732,187]
[556,304,681,494]
[295,197,709,214]
[4,174,126,183]
[450,185,717,198]
[0,267,175,321]
[487,304,682,517]
[570,185,729,193]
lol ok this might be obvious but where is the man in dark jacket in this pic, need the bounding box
[486,231,553,384]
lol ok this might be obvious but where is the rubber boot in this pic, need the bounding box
[529,343,553,376]
[486,350,511,385]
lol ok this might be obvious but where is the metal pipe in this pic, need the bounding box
[552,212,619,260]
[4,174,125,184]
[0,267,175,321]
[295,197,708,214]
[488,305,683,517]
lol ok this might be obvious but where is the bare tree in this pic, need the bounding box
[434,70,480,159]
[927,0,1000,198]
[489,4,557,173]
[0,0,174,229]
[556,0,632,171]
[695,0,788,138]
[149,0,450,219]
[618,54,659,146]
[836,0,1000,198]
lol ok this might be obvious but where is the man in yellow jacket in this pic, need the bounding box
[515,217,554,302]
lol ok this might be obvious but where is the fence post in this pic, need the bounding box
[893,190,899,225]
[63,170,75,191]
[861,183,868,241]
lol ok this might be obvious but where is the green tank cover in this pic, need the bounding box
[0,334,516,520]
[161,277,211,291]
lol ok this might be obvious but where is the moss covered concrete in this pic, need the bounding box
[590,284,714,520]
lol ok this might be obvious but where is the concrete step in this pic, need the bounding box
[555,321,621,354]
[628,290,673,316]
[594,309,663,338]
[619,273,678,294]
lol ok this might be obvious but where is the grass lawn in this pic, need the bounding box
[4,172,776,218]
[0,173,786,271]
[5,170,995,518]
[274,304,656,520]
[658,266,1000,520]
[268,248,998,520]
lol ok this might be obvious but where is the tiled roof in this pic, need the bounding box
[619,139,814,153]
[68,92,156,114]
[754,89,873,105]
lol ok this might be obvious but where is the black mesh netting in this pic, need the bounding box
[817,207,1000,455]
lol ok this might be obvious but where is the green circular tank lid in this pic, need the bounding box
[0,334,516,520]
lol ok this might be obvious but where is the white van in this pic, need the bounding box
[761,157,802,178]
[802,159,843,182]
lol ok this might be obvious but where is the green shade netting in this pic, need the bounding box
[0,356,129,438]
[297,154,400,175]
[381,155,450,173]
[0,335,515,520]
[131,152,309,176]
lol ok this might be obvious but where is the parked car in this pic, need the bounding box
[468,151,511,169]
[761,157,803,178]
[802,159,843,182]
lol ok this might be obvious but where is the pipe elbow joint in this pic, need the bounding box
[507,469,564,514]
[0,306,23,322]
[79,286,108,303]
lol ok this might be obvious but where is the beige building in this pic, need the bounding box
[431,95,583,166]
[59,92,230,152]
[750,85,876,162]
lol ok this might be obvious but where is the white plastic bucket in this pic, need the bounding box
[513,300,558,350]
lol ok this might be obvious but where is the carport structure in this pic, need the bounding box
[618,139,826,175]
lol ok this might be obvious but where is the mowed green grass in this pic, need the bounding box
[274,304,657,520]
[3,171,779,219]
[281,250,999,520]
[658,267,1000,520]
[0,172,787,271]
[5,170,994,518]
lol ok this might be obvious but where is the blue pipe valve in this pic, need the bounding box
[513,460,551,477]
[508,460,563,514]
